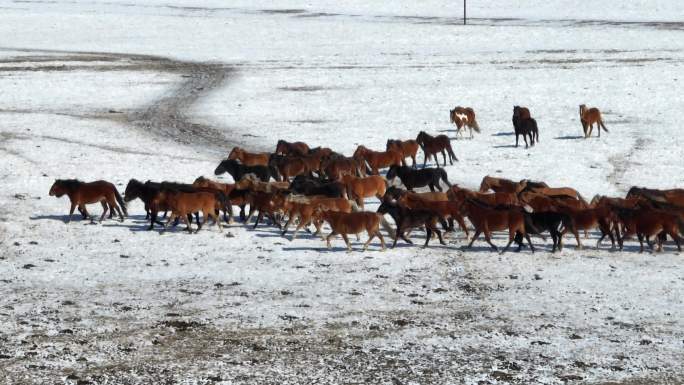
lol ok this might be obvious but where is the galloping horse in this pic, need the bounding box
[512,106,539,148]
[386,139,419,168]
[49,179,127,223]
[449,106,480,138]
[228,147,270,166]
[579,104,608,138]
[415,131,458,167]
[459,198,537,253]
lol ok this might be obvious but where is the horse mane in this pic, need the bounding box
[55,179,83,191]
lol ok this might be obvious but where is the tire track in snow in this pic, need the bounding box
[607,129,652,193]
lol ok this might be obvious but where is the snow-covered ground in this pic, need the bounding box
[1,1,683,384]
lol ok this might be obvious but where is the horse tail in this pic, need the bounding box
[470,116,481,133]
[599,118,608,133]
[440,168,452,187]
[114,188,128,216]
[446,143,458,162]
[522,211,543,240]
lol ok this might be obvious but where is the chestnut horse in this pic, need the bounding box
[228,147,270,166]
[386,139,419,168]
[555,206,616,250]
[579,104,608,138]
[341,174,386,209]
[49,179,127,223]
[268,154,316,181]
[275,140,309,156]
[459,198,537,253]
[313,209,386,252]
[479,175,534,193]
[626,186,684,208]
[321,155,367,180]
[353,145,403,175]
[160,189,222,233]
[613,207,683,252]
[415,131,458,167]
[449,106,480,138]
[281,197,353,240]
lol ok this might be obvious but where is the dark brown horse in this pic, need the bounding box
[626,186,684,208]
[397,192,468,237]
[613,207,683,252]
[386,139,419,168]
[275,140,310,156]
[415,131,458,167]
[377,200,446,248]
[512,106,539,148]
[49,179,126,223]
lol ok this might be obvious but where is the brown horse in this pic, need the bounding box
[281,197,353,240]
[353,145,403,175]
[449,106,480,138]
[275,140,310,156]
[341,174,386,209]
[614,207,683,252]
[386,139,419,168]
[313,209,386,251]
[415,131,458,167]
[398,192,469,237]
[193,176,236,196]
[459,198,536,253]
[479,175,529,193]
[385,186,448,202]
[448,185,519,207]
[49,179,127,223]
[228,147,270,166]
[519,191,587,212]
[579,104,608,138]
[159,189,222,233]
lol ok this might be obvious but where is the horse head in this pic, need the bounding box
[228,147,242,160]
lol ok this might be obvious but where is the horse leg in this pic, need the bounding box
[501,228,516,254]
[67,202,78,223]
[515,132,519,147]
[281,215,294,237]
[429,183,435,192]
[342,233,352,252]
[525,232,535,253]
[253,211,263,229]
[467,229,481,249]
[442,150,447,166]
[163,213,177,231]
[637,233,644,253]
[484,227,498,252]
[434,226,446,245]
[211,211,223,232]
[99,202,108,222]
[362,231,375,251]
[423,226,432,248]
[411,155,417,169]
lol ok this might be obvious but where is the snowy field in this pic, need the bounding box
[1,1,683,384]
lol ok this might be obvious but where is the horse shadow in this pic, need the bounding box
[491,132,514,136]
[554,135,584,140]
[492,144,518,149]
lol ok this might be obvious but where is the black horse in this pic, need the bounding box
[122,180,199,230]
[386,165,451,192]
[512,106,539,148]
[214,159,276,182]
[377,200,446,248]
[514,211,574,252]
[289,175,345,198]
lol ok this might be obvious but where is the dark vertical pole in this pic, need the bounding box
[463,0,467,25]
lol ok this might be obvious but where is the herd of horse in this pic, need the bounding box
[48,123,681,254]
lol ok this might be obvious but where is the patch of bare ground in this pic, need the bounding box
[0,48,252,153]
